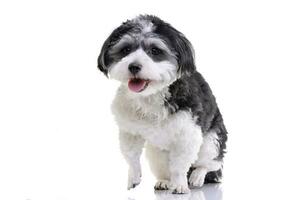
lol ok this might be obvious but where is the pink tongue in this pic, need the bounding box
[128,79,146,92]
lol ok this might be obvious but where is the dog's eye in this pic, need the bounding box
[120,46,131,55]
[151,47,163,56]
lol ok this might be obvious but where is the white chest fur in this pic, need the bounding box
[111,86,201,150]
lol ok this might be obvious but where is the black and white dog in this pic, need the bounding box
[97,15,227,194]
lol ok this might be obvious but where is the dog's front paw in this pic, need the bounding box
[127,176,141,190]
[127,170,141,190]
[171,185,190,194]
[127,181,140,190]
[170,174,190,194]
[154,180,169,190]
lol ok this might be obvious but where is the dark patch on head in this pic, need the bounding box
[140,40,175,63]
[109,41,140,64]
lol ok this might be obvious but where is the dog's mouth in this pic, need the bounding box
[128,78,150,93]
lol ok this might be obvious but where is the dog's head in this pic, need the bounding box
[98,15,196,95]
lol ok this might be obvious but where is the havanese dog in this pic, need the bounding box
[97,15,228,194]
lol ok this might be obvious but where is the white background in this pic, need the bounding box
[0,0,300,200]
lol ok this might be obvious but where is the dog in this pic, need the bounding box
[97,15,228,194]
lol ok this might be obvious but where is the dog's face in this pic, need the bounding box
[98,15,196,96]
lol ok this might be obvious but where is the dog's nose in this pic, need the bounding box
[128,63,141,75]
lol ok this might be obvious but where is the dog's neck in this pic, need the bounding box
[123,84,170,102]
[116,84,171,121]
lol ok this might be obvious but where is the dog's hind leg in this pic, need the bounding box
[189,131,223,187]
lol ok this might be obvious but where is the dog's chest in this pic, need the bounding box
[111,90,188,149]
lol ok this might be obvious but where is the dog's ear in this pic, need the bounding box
[172,33,196,76]
[97,21,135,77]
[152,17,196,76]
[97,39,109,77]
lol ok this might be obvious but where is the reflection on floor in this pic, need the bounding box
[129,184,222,200]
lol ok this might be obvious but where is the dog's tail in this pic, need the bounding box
[187,167,222,184]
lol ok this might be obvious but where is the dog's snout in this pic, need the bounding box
[128,63,141,75]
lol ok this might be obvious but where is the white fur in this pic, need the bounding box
[193,132,222,171]
[111,86,222,193]
[133,17,154,34]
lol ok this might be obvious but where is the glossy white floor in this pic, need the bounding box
[129,183,223,200]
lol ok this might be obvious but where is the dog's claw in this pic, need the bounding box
[154,180,169,190]
[128,182,140,190]
[171,185,190,194]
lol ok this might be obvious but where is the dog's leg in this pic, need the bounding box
[119,131,145,190]
[189,131,222,187]
[145,143,170,190]
[168,134,202,194]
